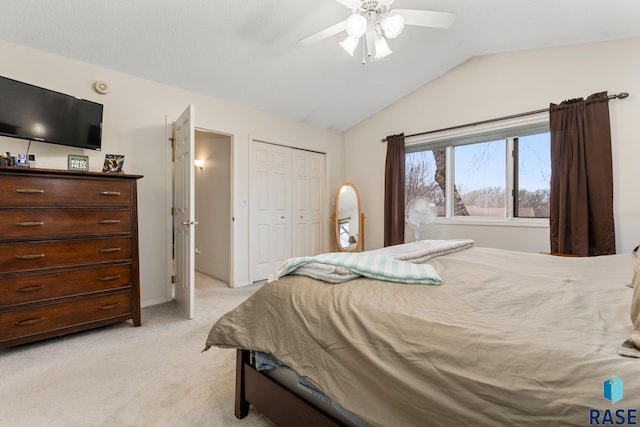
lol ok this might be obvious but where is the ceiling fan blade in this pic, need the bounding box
[300,20,347,45]
[393,9,456,29]
[335,0,361,9]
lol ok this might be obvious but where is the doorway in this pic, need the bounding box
[170,113,233,319]
[193,129,232,284]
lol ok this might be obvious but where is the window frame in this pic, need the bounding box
[405,113,550,227]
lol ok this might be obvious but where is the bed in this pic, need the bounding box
[205,241,640,426]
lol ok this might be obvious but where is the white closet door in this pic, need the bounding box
[292,149,325,257]
[250,141,292,282]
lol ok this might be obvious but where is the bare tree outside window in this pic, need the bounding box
[405,151,444,215]
[406,148,470,216]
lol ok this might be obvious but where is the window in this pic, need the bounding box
[514,134,551,218]
[454,139,507,217]
[338,218,350,247]
[405,125,550,220]
[405,149,445,216]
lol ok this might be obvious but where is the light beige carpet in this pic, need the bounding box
[0,272,275,427]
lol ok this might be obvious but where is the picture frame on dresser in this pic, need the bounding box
[102,154,125,174]
[68,154,89,171]
[0,167,143,348]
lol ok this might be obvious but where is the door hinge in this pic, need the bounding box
[171,275,176,284]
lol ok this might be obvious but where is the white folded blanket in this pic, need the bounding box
[367,239,475,263]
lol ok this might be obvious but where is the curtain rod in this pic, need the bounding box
[380,92,629,143]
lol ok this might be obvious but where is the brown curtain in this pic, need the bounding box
[549,91,615,256]
[384,133,405,247]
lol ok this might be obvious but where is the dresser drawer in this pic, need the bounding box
[0,237,132,273]
[0,264,132,307]
[0,292,131,341]
[0,209,132,240]
[0,175,132,207]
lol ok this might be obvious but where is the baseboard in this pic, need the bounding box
[231,280,254,288]
[141,297,170,308]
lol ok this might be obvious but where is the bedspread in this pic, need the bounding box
[206,247,639,426]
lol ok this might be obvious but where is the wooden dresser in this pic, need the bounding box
[0,167,143,348]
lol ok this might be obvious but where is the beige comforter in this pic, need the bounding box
[206,247,639,426]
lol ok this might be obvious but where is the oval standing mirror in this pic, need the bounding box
[332,182,365,252]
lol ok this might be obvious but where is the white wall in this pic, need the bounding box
[194,131,230,282]
[0,39,343,304]
[344,37,640,254]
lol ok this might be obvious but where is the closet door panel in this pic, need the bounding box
[292,149,325,258]
[250,141,292,282]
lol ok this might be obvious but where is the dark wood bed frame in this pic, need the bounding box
[235,349,349,426]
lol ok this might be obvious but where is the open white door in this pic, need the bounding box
[173,105,195,319]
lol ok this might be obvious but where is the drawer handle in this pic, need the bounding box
[99,191,121,196]
[16,285,45,293]
[15,317,45,326]
[15,221,45,227]
[99,303,120,310]
[15,254,45,260]
[98,247,121,254]
[98,275,121,281]
[98,219,121,225]
[15,188,44,194]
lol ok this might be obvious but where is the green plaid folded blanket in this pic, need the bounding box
[268,252,442,285]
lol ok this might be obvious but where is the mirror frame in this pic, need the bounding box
[332,182,365,252]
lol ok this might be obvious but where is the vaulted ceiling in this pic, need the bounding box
[1,0,639,131]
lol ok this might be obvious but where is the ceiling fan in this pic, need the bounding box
[300,0,456,63]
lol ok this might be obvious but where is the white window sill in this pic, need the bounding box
[432,217,549,228]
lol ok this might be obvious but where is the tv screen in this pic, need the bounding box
[0,75,103,151]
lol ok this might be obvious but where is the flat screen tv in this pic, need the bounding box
[0,75,103,151]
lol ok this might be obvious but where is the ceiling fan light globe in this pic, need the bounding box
[381,14,405,39]
[345,13,367,38]
[374,37,392,59]
[340,36,360,56]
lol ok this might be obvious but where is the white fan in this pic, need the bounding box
[301,0,456,61]
[406,197,436,242]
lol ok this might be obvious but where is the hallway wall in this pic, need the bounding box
[194,130,231,282]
